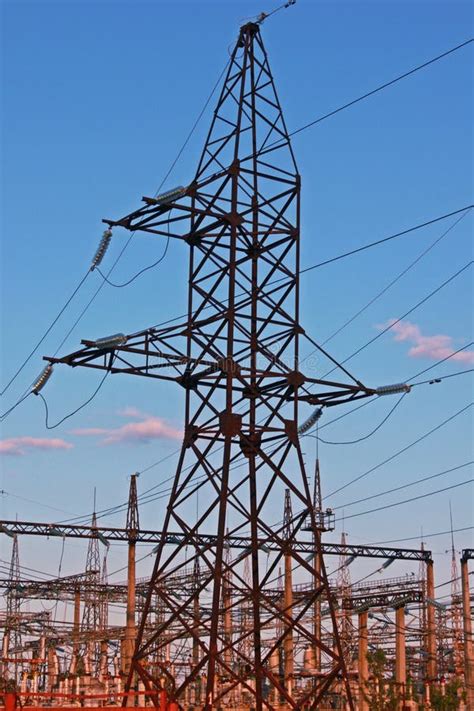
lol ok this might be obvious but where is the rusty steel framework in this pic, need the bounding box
[44,22,384,710]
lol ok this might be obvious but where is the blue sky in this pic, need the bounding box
[1,0,473,595]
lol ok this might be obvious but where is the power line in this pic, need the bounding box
[318,210,471,347]
[337,478,473,522]
[320,259,473,378]
[301,208,472,276]
[369,525,474,546]
[406,342,474,383]
[287,38,474,140]
[0,271,90,398]
[0,392,32,422]
[326,401,473,499]
[411,368,474,387]
[96,231,170,288]
[38,369,110,430]
[334,461,473,512]
[315,392,407,445]
[96,239,169,289]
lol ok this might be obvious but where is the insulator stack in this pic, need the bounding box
[298,407,323,434]
[150,186,187,205]
[93,333,128,349]
[375,382,411,396]
[90,228,113,271]
[31,364,53,395]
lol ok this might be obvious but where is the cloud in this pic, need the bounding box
[381,319,474,363]
[0,437,73,457]
[116,406,148,419]
[71,411,181,446]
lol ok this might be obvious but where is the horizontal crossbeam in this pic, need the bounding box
[0,519,431,561]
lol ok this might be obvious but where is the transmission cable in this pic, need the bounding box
[0,271,90,398]
[320,259,473,379]
[369,525,473,546]
[37,369,110,430]
[334,461,473,512]
[311,392,407,445]
[319,209,470,347]
[337,478,473,522]
[0,392,33,422]
[96,216,171,288]
[286,38,474,141]
[411,368,474,387]
[406,341,474,383]
[325,401,473,499]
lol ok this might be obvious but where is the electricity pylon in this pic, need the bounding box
[47,21,379,710]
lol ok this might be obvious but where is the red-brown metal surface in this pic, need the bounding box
[45,22,377,710]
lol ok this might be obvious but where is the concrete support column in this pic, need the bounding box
[71,587,80,674]
[461,558,474,708]
[358,610,369,711]
[395,605,406,708]
[99,640,108,682]
[284,550,294,696]
[426,559,437,682]
[47,646,56,693]
[124,539,136,674]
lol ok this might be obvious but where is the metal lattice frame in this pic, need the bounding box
[46,22,384,710]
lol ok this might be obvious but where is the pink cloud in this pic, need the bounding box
[71,411,181,446]
[381,319,474,363]
[116,406,148,419]
[0,437,73,457]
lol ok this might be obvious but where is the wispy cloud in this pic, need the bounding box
[71,410,181,446]
[0,437,73,457]
[381,319,474,363]
[117,406,147,419]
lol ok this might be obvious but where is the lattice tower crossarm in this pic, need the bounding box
[44,22,383,711]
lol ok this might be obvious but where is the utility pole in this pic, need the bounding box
[47,20,381,710]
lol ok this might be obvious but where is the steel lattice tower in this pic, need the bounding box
[48,22,377,709]
[3,535,21,683]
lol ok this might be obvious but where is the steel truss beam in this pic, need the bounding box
[0,519,431,561]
